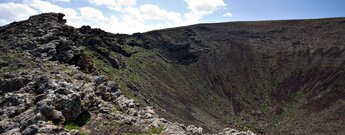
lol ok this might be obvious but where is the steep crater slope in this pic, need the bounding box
[127,18,345,134]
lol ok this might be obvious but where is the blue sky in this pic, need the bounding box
[1,0,345,34]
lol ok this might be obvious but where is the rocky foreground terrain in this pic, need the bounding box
[0,13,344,135]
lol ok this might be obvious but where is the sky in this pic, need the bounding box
[0,0,345,34]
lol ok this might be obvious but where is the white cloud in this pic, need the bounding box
[183,0,226,24]
[87,0,116,6]
[121,7,144,23]
[83,0,228,32]
[223,12,233,17]
[101,5,180,33]
[139,4,182,23]
[117,0,137,7]
[79,7,107,22]
[87,0,136,10]
[52,0,71,2]
[0,2,38,25]
[104,4,184,33]
[24,0,77,19]
[0,0,229,33]
[63,6,152,34]
[185,0,226,13]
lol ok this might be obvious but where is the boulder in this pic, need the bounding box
[186,125,203,135]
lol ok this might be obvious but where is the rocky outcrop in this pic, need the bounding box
[0,65,254,134]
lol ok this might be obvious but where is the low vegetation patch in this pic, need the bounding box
[64,111,91,135]
[147,124,165,134]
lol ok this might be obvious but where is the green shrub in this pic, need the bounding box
[64,111,91,135]
[147,124,164,134]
